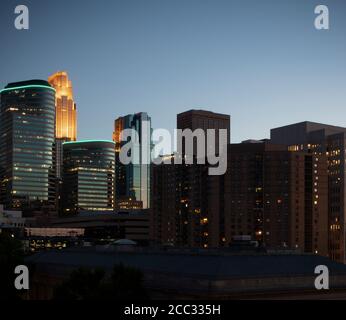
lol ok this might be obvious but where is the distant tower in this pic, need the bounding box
[48,72,77,185]
[48,71,77,141]
[113,113,152,209]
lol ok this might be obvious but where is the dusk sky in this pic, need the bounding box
[1,0,345,147]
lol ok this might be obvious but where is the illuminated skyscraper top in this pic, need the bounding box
[48,71,77,141]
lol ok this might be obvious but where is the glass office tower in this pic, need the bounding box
[0,80,56,210]
[113,112,152,209]
[62,140,115,214]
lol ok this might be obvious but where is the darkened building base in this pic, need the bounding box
[26,248,346,300]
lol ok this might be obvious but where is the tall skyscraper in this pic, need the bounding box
[62,140,115,214]
[113,112,152,209]
[225,140,328,255]
[177,109,230,157]
[151,155,214,247]
[271,121,346,262]
[151,109,231,248]
[177,110,230,247]
[0,80,56,212]
[48,71,77,181]
[48,71,77,141]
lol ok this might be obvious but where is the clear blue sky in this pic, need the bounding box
[0,0,345,145]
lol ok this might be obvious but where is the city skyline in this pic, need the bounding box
[2,0,346,303]
[1,0,345,148]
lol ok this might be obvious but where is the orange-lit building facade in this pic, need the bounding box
[48,71,77,141]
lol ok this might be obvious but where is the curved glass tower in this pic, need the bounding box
[0,80,56,210]
[62,140,115,214]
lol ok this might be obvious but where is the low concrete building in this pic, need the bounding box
[50,211,150,244]
[0,204,36,233]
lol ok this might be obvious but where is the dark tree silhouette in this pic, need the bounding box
[53,268,106,300]
[0,232,24,300]
[101,264,148,300]
[53,264,148,300]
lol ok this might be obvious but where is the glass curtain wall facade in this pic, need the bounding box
[0,80,56,210]
[113,112,152,209]
[62,140,115,214]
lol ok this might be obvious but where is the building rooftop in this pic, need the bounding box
[177,109,230,119]
[26,248,346,299]
[1,80,54,94]
[26,248,346,279]
[271,121,346,137]
[63,140,115,146]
